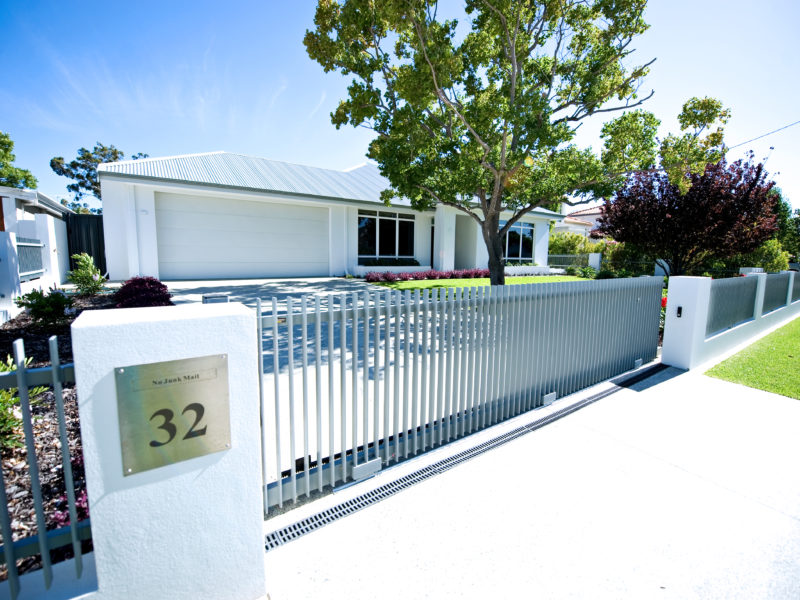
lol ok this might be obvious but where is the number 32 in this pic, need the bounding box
[149,403,208,447]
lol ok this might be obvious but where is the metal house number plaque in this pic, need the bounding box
[115,354,231,476]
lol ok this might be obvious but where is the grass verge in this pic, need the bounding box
[706,316,800,400]
[372,275,585,290]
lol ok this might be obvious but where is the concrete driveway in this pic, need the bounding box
[164,277,373,307]
[262,367,800,600]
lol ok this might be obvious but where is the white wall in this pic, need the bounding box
[433,205,456,271]
[662,273,800,370]
[101,179,139,281]
[71,303,267,599]
[329,205,348,275]
[454,215,477,270]
[533,220,550,267]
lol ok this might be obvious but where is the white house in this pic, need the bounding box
[0,186,72,321]
[98,152,563,281]
[552,216,594,237]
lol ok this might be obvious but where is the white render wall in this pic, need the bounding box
[662,273,800,370]
[71,303,267,600]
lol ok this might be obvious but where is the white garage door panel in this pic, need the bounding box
[155,192,330,279]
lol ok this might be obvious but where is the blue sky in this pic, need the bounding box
[2,0,799,209]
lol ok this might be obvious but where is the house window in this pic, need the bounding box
[358,210,415,263]
[500,220,535,262]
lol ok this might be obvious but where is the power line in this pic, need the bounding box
[728,119,800,150]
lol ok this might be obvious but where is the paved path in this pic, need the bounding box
[164,277,373,307]
[262,368,800,599]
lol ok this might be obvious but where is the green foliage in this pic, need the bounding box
[306,1,730,285]
[548,232,603,255]
[599,240,652,276]
[659,97,730,193]
[0,131,37,189]
[713,239,791,274]
[15,288,73,327]
[68,253,106,296]
[580,266,597,279]
[50,143,148,202]
[0,356,47,450]
[771,188,800,260]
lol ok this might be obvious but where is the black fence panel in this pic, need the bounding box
[66,214,106,275]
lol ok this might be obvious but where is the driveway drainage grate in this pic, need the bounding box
[264,364,666,552]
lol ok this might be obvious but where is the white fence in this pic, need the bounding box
[662,272,800,370]
[257,277,663,511]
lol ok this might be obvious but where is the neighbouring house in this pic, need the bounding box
[563,205,604,232]
[0,186,72,322]
[98,152,563,281]
[552,215,594,237]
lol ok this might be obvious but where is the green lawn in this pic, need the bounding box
[372,275,585,290]
[706,317,800,400]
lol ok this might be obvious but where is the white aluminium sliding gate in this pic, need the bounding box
[257,277,662,513]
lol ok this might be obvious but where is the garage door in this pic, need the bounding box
[155,192,330,279]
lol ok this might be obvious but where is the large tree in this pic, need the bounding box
[50,143,148,202]
[305,0,725,284]
[0,131,37,189]
[594,155,778,276]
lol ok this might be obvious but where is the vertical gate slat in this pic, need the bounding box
[300,297,311,498]
[362,292,370,464]
[339,294,348,482]
[393,290,401,462]
[373,293,381,462]
[383,291,391,463]
[286,299,298,503]
[314,296,323,493]
[412,290,421,454]
[403,289,411,458]
[422,289,431,450]
[327,296,335,489]
[351,292,359,469]
[271,298,283,507]
[444,288,454,443]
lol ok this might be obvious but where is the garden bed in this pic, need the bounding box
[0,296,110,579]
[0,295,115,366]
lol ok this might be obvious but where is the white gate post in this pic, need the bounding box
[71,303,266,600]
[661,276,712,370]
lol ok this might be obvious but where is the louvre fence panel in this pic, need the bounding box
[16,238,44,282]
[258,277,662,513]
[706,277,758,337]
[547,254,588,268]
[763,273,791,314]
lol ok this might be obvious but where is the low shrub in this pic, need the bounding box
[15,287,73,326]
[380,272,398,282]
[396,272,412,281]
[364,272,382,283]
[68,253,106,296]
[595,269,617,279]
[565,265,580,276]
[0,356,47,449]
[114,277,173,308]
[579,266,597,279]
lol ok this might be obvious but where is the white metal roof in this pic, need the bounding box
[98,151,562,218]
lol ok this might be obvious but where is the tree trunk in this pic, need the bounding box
[482,215,506,285]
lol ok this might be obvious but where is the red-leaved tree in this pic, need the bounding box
[594,155,778,275]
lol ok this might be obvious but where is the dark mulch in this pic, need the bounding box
[0,386,90,579]
[0,295,115,366]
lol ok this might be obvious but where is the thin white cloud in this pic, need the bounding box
[306,91,327,122]
[269,80,288,109]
